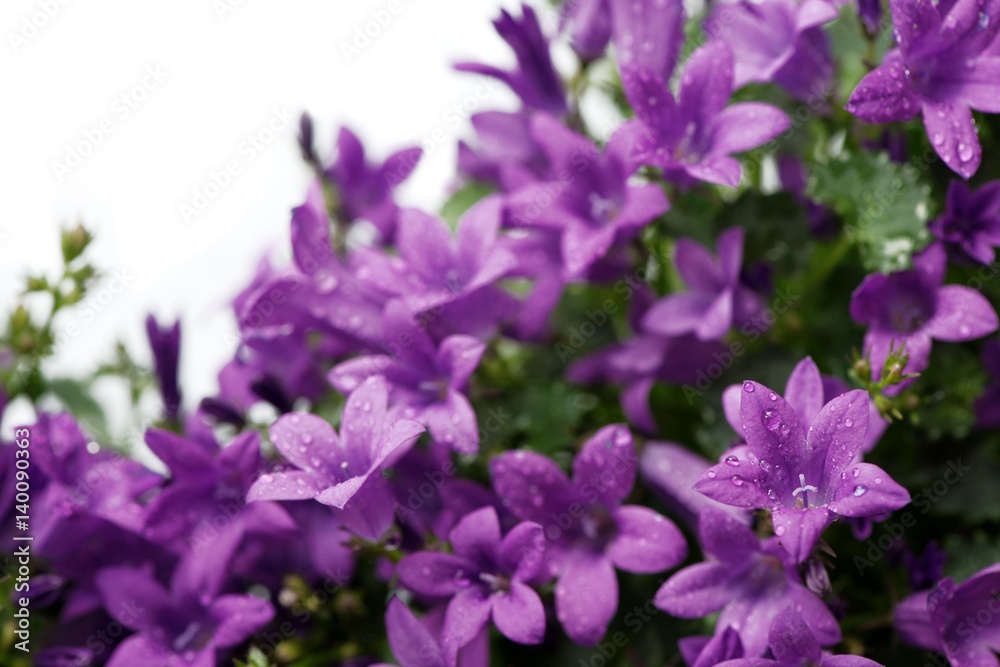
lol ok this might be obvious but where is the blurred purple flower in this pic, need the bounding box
[929,179,1000,264]
[145,315,182,420]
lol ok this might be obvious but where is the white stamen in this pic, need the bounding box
[792,473,819,498]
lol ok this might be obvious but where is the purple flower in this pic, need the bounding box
[929,179,1000,264]
[355,196,519,340]
[376,598,488,667]
[458,111,551,192]
[656,508,841,656]
[715,606,884,666]
[642,227,767,341]
[894,564,1000,666]
[95,558,273,667]
[143,430,297,574]
[490,425,687,645]
[323,126,422,241]
[680,627,745,667]
[329,302,485,454]
[505,113,670,278]
[621,42,790,188]
[858,0,883,34]
[397,506,546,659]
[145,315,182,420]
[845,0,1000,178]
[455,4,567,115]
[247,376,424,539]
[850,242,999,380]
[975,338,1000,427]
[721,357,889,455]
[707,0,838,102]
[695,381,910,563]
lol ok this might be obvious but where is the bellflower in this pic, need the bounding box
[505,113,670,278]
[894,564,1000,666]
[145,315,182,420]
[329,301,485,453]
[642,227,767,341]
[621,42,791,187]
[143,430,297,570]
[323,126,422,241]
[247,376,424,539]
[694,381,910,563]
[715,606,884,666]
[721,357,888,454]
[845,0,1000,178]
[458,111,551,192]
[850,242,999,380]
[397,506,546,659]
[95,558,274,667]
[354,196,519,340]
[928,179,1000,264]
[707,0,838,102]
[455,4,567,115]
[656,508,841,656]
[490,425,687,645]
[976,338,1000,427]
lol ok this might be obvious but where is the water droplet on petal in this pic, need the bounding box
[707,470,717,479]
[725,455,740,467]
[775,524,786,536]
[853,485,868,497]
[768,392,778,401]
[932,132,944,146]
[852,467,861,478]
[743,381,755,393]
[844,418,853,428]
[730,475,744,487]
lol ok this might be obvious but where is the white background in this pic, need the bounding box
[0,0,536,437]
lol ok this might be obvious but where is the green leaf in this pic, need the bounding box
[440,181,494,229]
[47,378,110,444]
[806,151,933,272]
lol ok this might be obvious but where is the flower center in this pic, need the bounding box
[479,572,511,594]
[792,473,819,508]
[588,192,619,225]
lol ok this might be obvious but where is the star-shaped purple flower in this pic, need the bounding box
[695,381,911,563]
[642,227,767,341]
[894,564,1000,666]
[621,42,791,187]
[397,506,546,660]
[845,0,1000,178]
[655,508,841,656]
[490,425,687,645]
[850,242,999,380]
[329,301,485,454]
[929,178,1000,264]
[95,557,273,667]
[505,113,670,278]
[247,376,424,539]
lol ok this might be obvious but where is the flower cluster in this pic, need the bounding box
[5,1,1000,666]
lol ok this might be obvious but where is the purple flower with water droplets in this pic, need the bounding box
[621,42,790,187]
[721,357,888,455]
[894,564,1000,666]
[397,506,546,660]
[707,0,838,102]
[642,227,767,341]
[329,301,485,454]
[655,508,841,656]
[490,425,687,645]
[845,0,1000,178]
[850,242,999,382]
[929,179,1000,264]
[247,376,424,539]
[695,380,910,563]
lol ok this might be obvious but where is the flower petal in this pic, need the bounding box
[770,507,832,563]
[784,357,825,427]
[739,381,809,497]
[386,597,447,667]
[608,505,686,573]
[572,424,637,507]
[923,285,999,341]
[492,580,545,645]
[490,450,577,525]
[269,412,342,481]
[442,587,493,660]
[397,552,479,599]
[555,553,618,645]
[845,51,920,124]
[922,100,981,179]
[449,506,502,567]
[642,292,714,336]
[709,103,790,156]
[423,391,479,454]
[247,471,324,502]
[211,594,275,647]
[654,562,734,617]
[828,462,910,517]
[812,389,872,489]
[500,521,547,582]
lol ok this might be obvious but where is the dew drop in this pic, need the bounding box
[958,143,974,162]
[707,470,717,479]
[844,418,853,428]
[730,475,744,487]
[743,381,755,393]
[853,485,868,497]
[768,392,778,401]
[932,132,944,146]
[775,524,786,536]
[852,467,861,478]
[725,455,740,467]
